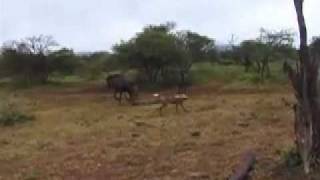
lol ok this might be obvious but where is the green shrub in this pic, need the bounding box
[191,63,245,84]
[239,73,262,84]
[281,147,302,168]
[190,62,288,85]
[0,111,34,127]
[0,100,34,127]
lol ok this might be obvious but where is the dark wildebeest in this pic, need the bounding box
[106,74,123,89]
[106,74,138,104]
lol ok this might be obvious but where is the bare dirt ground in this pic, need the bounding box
[0,81,304,180]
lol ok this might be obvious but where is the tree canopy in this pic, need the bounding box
[112,23,218,85]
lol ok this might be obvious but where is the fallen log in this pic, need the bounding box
[229,150,256,180]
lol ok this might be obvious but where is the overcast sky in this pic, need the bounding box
[0,0,319,52]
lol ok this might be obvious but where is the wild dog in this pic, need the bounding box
[153,93,189,115]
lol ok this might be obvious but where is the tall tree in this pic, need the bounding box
[287,0,320,174]
[48,48,80,76]
[1,35,58,84]
[112,23,196,85]
[175,30,217,84]
[257,28,295,79]
[239,40,264,73]
[310,36,320,60]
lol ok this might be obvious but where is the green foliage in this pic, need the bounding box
[190,62,287,85]
[311,36,320,58]
[0,100,34,127]
[281,147,302,168]
[239,73,262,84]
[0,28,295,87]
[191,63,218,84]
[191,63,242,84]
[258,28,297,62]
[49,48,80,76]
[113,23,183,84]
[0,55,3,76]
[104,54,126,72]
[77,52,110,80]
[240,40,264,60]
[113,22,218,87]
[0,110,34,127]
[219,28,296,82]
[1,35,58,85]
[1,49,49,84]
[176,30,218,63]
[0,36,110,84]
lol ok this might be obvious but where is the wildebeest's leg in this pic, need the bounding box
[113,90,119,100]
[124,92,131,101]
[106,80,109,89]
[107,79,111,89]
[159,103,167,116]
[119,92,123,104]
[180,102,188,112]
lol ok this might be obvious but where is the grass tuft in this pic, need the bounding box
[0,97,34,127]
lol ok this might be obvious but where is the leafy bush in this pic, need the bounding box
[112,23,217,85]
[239,73,262,84]
[190,62,287,85]
[0,99,34,127]
[1,35,58,85]
[191,63,244,84]
[281,147,302,168]
[0,111,34,127]
[48,48,81,76]
[76,54,109,81]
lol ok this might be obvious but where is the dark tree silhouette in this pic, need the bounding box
[287,0,320,174]
[1,35,58,84]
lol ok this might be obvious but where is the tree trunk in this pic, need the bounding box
[288,0,320,174]
[260,60,266,81]
[255,60,262,75]
[265,57,271,78]
[244,57,251,73]
[178,71,186,94]
[152,68,160,83]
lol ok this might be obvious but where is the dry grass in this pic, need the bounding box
[0,82,300,180]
